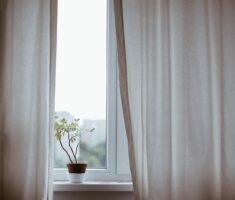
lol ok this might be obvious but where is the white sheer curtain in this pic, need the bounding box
[114,0,235,199]
[0,0,57,199]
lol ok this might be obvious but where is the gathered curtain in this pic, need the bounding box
[0,0,57,199]
[114,0,235,199]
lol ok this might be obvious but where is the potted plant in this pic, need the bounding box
[54,113,95,182]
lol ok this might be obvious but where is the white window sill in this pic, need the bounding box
[53,181,133,192]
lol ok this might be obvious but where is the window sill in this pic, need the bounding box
[53,181,133,192]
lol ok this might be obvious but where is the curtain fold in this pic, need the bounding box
[0,0,6,11]
[0,0,57,199]
[114,0,235,199]
[113,1,139,199]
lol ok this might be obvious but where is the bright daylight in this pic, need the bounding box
[54,0,107,169]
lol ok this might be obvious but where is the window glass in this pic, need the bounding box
[54,0,107,169]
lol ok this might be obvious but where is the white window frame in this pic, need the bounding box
[53,0,131,182]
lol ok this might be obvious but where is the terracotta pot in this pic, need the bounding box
[67,163,87,174]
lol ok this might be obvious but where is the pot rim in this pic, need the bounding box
[67,163,87,165]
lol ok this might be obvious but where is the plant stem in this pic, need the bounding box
[67,131,77,163]
[75,141,80,163]
[59,138,73,163]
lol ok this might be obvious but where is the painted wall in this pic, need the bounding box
[54,192,134,200]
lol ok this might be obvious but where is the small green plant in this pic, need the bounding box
[54,113,95,164]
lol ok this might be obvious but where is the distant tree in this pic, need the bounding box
[79,141,106,168]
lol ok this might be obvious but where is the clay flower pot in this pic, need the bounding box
[67,163,87,183]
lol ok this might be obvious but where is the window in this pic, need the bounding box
[54,0,131,182]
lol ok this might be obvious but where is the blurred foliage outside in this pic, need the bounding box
[54,137,106,168]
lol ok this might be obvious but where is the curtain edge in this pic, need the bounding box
[113,0,139,199]
[47,0,58,200]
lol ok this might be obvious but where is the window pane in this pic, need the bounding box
[54,0,107,169]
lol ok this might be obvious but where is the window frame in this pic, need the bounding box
[53,0,131,182]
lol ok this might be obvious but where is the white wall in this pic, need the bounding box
[54,192,134,200]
